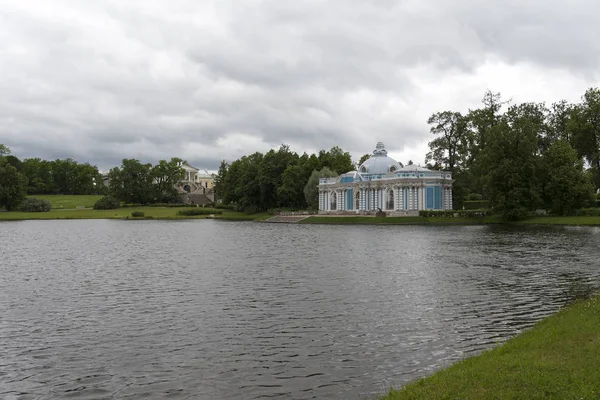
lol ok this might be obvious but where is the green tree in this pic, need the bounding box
[151,158,184,202]
[0,157,28,211]
[358,153,371,166]
[541,140,595,215]
[213,160,229,203]
[303,167,336,209]
[568,88,600,189]
[481,104,543,220]
[258,145,299,209]
[108,159,154,204]
[0,144,10,156]
[277,164,306,209]
[425,111,470,174]
[318,146,354,174]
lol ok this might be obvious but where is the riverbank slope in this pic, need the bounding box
[298,215,600,226]
[0,207,271,221]
[380,295,600,399]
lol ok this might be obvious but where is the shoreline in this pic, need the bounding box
[297,215,600,226]
[2,210,600,226]
[379,294,600,399]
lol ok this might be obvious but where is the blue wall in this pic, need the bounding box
[425,186,442,209]
[346,189,353,210]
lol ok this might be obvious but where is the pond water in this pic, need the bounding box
[1,220,599,399]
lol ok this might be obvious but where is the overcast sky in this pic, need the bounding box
[1,0,599,171]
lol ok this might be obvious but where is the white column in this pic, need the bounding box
[448,188,453,210]
[339,190,344,211]
[399,186,403,210]
[371,189,375,210]
[318,190,323,211]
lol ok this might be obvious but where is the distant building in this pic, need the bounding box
[318,142,453,215]
[176,163,215,204]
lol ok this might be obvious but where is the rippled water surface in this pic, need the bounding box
[1,220,599,399]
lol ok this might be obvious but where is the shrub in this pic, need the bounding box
[121,203,198,208]
[502,207,530,221]
[177,209,223,216]
[93,196,120,210]
[215,203,234,210]
[419,210,491,218]
[468,193,483,201]
[463,200,490,210]
[576,208,600,216]
[17,197,51,212]
[131,211,145,217]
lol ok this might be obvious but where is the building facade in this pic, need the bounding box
[177,163,215,194]
[318,142,453,215]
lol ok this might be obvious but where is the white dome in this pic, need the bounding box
[358,142,401,174]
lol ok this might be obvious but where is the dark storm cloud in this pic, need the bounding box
[1,0,599,170]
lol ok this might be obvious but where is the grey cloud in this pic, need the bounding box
[1,0,600,171]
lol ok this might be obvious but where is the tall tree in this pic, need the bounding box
[568,88,600,189]
[108,159,154,204]
[303,167,336,209]
[0,156,28,211]
[151,158,184,203]
[0,144,10,156]
[213,160,229,203]
[425,111,469,174]
[277,164,306,209]
[358,153,371,166]
[541,140,595,215]
[481,104,543,220]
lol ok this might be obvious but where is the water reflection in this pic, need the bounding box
[0,220,598,399]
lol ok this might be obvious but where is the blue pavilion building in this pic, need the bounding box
[318,142,453,215]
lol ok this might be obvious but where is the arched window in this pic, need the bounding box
[331,192,337,210]
[389,166,397,172]
[387,189,394,210]
[355,191,360,209]
[360,166,367,173]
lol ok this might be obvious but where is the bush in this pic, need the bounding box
[93,196,120,210]
[215,203,234,210]
[121,203,198,208]
[576,208,600,216]
[502,207,530,221]
[468,193,483,201]
[463,200,490,210]
[131,211,145,217]
[177,209,223,216]
[17,197,51,212]
[419,210,491,218]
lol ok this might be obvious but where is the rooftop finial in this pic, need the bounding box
[373,142,387,156]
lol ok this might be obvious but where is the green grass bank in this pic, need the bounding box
[380,295,600,400]
[0,206,270,221]
[299,215,600,226]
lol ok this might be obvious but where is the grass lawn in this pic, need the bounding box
[27,194,103,209]
[380,295,600,400]
[0,207,270,221]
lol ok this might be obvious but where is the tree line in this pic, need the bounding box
[214,145,355,213]
[106,158,185,204]
[0,146,188,210]
[423,89,599,219]
[0,147,111,210]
